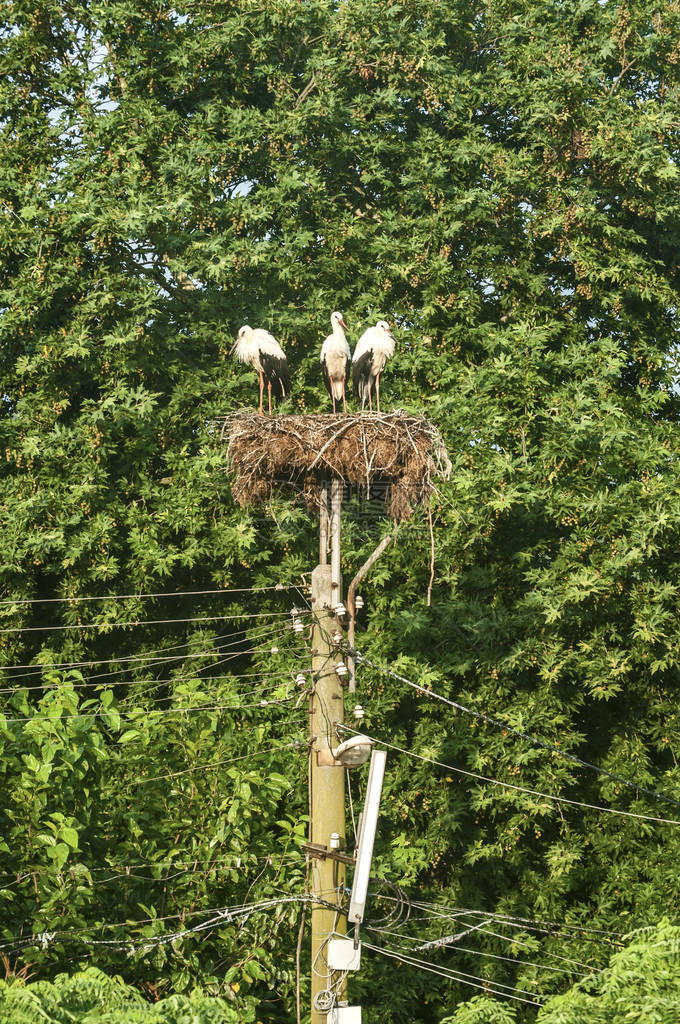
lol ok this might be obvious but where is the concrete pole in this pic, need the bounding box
[310,561,346,1024]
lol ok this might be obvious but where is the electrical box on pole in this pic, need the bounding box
[327,938,362,972]
[329,1007,362,1024]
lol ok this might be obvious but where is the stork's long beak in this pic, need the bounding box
[339,317,347,329]
[229,340,237,355]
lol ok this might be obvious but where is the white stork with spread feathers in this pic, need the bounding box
[230,325,291,415]
[320,311,350,413]
[351,320,396,413]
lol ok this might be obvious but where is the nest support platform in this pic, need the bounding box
[220,411,452,522]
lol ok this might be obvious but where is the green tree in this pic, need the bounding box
[0,966,255,1022]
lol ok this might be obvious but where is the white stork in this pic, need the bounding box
[230,325,291,415]
[351,320,396,413]
[320,311,350,413]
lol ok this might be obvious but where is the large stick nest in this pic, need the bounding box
[220,411,452,522]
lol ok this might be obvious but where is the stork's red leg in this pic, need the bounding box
[258,371,264,416]
[268,380,272,415]
[332,392,336,414]
[367,378,373,413]
[342,378,347,413]
[376,372,381,414]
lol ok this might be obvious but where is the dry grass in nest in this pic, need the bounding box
[220,411,452,522]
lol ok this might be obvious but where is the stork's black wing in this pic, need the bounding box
[352,349,372,402]
[260,351,290,400]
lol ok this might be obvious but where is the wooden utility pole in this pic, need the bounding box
[309,481,346,1024]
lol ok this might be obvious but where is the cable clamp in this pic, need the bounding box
[38,931,55,950]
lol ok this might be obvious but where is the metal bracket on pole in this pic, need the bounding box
[301,842,356,866]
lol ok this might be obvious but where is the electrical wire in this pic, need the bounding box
[0,666,296,697]
[1,656,308,721]
[0,637,298,707]
[0,851,301,883]
[115,676,303,712]
[408,899,625,940]
[138,740,306,783]
[0,854,303,892]
[398,906,621,968]
[0,895,314,956]
[367,892,623,955]
[112,648,294,708]
[364,878,412,930]
[0,623,296,690]
[82,624,294,687]
[344,727,680,827]
[118,641,302,704]
[351,649,680,812]
[115,633,304,697]
[366,924,593,978]
[0,620,290,675]
[449,921,604,972]
[363,940,544,1007]
[0,609,308,635]
[0,584,299,607]
[405,917,618,962]
[1,700,309,725]
[401,912,613,953]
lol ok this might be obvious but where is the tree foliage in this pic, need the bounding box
[0,966,253,1023]
[1,0,680,1020]
[442,921,680,1023]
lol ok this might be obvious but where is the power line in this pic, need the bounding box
[0,850,301,884]
[138,740,306,783]
[113,637,304,701]
[346,728,680,827]
[0,627,302,693]
[0,630,239,677]
[363,941,544,1007]
[406,899,624,940]
[352,649,680,812]
[117,674,306,710]
[0,584,300,607]
[366,925,594,978]
[1,701,310,725]
[0,664,304,696]
[0,639,307,722]
[1,853,303,895]
[453,920,605,972]
[0,614,288,671]
[0,630,303,696]
[401,906,608,970]
[0,621,293,677]
[368,892,617,970]
[79,624,294,687]
[0,895,313,956]
[0,609,307,635]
